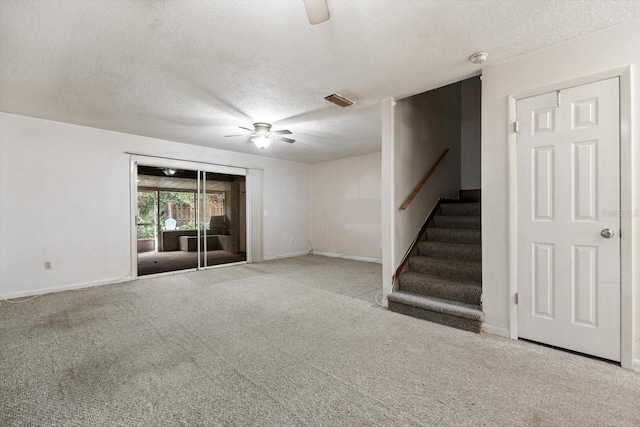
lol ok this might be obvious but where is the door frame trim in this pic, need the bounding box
[507,67,633,369]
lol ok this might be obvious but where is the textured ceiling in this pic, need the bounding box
[1,1,640,163]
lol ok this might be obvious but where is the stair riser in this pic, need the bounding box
[388,302,482,333]
[459,189,481,203]
[439,203,481,216]
[409,258,482,282]
[418,243,482,262]
[426,229,481,245]
[398,276,481,305]
[431,216,480,230]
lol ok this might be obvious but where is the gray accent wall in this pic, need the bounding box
[461,77,481,189]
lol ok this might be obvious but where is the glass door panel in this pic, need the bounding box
[200,172,245,267]
[137,166,199,275]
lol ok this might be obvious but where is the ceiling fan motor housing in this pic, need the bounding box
[253,122,272,133]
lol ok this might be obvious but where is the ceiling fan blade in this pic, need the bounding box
[271,129,292,135]
[275,136,295,144]
[224,134,246,137]
[303,0,330,25]
[238,126,254,132]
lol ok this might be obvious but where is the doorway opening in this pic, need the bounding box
[136,165,246,276]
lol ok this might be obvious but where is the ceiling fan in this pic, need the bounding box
[225,122,295,149]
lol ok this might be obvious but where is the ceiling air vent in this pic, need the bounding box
[324,93,354,107]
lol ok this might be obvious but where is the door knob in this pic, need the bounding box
[601,228,615,238]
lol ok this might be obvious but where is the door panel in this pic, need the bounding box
[516,78,620,361]
[533,146,555,221]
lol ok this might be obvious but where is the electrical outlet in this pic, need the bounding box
[44,261,52,270]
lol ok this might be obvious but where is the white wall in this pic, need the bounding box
[382,84,463,300]
[482,20,640,368]
[0,113,311,298]
[381,98,394,299]
[461,77,481,189]
[310,153,381,262]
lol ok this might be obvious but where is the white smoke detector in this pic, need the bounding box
[469,52,488,65]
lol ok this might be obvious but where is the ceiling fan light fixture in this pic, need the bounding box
[163,168,177,176]
[303,0,330,25]
[226,122,294,146]
[252,135,273,149]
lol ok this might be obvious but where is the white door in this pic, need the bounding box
[516,78,620,361]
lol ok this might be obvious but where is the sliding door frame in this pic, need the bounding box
[129,154,261,278]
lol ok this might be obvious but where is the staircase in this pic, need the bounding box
[388,193,484,333]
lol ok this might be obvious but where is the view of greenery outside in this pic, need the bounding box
[159,191,196,230]
[137,192,157,239]
[137,189,225,240]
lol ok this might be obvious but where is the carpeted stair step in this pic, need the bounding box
[391,197,483,332]
[425,228,481,245]
[418,241,482,262]
[387,291,484,333]
[430,215,480,230]
[408,256,482,282]
[439,202,481,216]
[398,271,482,305]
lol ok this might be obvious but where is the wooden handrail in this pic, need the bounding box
[393,198,446,282]
[399,148,449,210]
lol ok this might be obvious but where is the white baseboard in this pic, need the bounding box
[263,251,311,261]
[482,323,511,338]
[632,359,640,373]
[0,275,134,300]
[311,251,382,264]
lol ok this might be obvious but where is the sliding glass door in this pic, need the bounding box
[199,171,245,268]
[135,163,246,276]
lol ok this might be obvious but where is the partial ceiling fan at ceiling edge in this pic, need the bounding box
[303,0,330,25]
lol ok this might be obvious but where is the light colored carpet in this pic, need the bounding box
[0,255,638,426]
